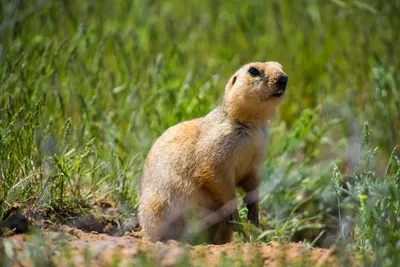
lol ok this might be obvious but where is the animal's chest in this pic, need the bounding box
[232,128,269,179]
[208,126,269,178]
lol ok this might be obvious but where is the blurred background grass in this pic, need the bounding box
[1,0,400,261]
[1,0,399,150]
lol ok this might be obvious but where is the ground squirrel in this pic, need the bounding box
[139,61,288,244]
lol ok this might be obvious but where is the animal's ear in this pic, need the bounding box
[225,75,237,91]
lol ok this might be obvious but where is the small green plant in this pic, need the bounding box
[253,108,341,244]
[332,122,400,265]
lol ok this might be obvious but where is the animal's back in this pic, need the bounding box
[139,118,203,241]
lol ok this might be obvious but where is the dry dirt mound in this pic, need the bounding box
[2,226,338,266]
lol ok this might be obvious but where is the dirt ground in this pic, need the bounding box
[2,226,339,266]
[0,205,341,266]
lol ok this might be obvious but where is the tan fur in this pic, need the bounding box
[139,62,288,244]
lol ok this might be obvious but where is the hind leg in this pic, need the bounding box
[238,169,261,227]
[204,207,239,244]
[200,186,239,244]
[158,215,186,242]
[207,217,233,244]
[139,194,186,242]
[141,211,186,242]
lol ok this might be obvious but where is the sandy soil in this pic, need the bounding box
[0,205,342,266]
[3,226,338,266]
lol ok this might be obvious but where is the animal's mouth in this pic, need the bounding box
[272,85,287,98]
[272,73,288,98]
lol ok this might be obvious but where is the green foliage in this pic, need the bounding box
[333,124,400,266]
[249,108,341,244]
[0,0,399,265]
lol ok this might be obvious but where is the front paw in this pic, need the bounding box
[247,203,259,227]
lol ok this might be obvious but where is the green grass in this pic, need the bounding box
[1,0,400,265]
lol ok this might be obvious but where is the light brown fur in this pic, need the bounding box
[139,62,288,244]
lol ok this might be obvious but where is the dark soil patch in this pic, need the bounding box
[1,209,30,236]
[1,201,139,237]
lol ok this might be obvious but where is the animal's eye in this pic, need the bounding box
[248,67,260,77]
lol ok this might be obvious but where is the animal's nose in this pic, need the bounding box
[277,73,288,87]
